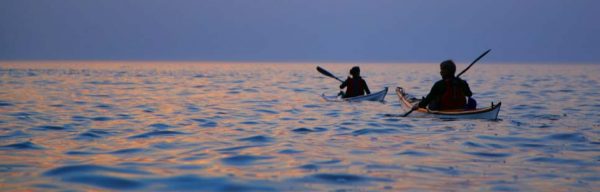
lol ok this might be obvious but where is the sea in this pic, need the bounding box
[0,62,599,191]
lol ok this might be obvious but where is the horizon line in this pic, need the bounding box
[0,59,598,65]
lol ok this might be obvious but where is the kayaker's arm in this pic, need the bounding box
[339,77,349,89]
[362,79,370,95]
[418,81,444,108]
[462,79,473,97]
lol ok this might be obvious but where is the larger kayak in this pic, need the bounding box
[396,87,501,120]
[322,87,388,102]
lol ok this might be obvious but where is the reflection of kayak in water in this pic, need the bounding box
[396,87,501,120]
[322,87,388,102]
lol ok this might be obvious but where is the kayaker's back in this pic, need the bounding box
[339,66,371,98]
[341,77,369,98]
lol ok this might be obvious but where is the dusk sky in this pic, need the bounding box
[1,0,599,63]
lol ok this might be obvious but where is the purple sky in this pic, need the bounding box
[1,0,599,63]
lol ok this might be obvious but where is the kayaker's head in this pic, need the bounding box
[350,66,361,78]
[440,60,456,79]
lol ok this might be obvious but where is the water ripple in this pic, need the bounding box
[74,129,112,140]
[109,148,147,155]
[31,125,71,131]
[216,145,266,152]
[298,164,319,171]
[146,174,276,192]
[396,150,431,157]
[0,141,44,150]
[221,155,274,166]
[464,151,512,158]
[296,173,393,185]
[477,135,541,143]
[292,127,328,134]
[411,165,462,176]
[64,174,144,190]
[0,100,14,107]
[149,123,173,129]
[544,133,587,142]
[352,128,398,136]
[128,131,186,139]
[192,119,218,128]
[0,131,31,139]
[43,164,149,176]
[278,149,303,154]
[237,135,275,143]
[528,157,591,165]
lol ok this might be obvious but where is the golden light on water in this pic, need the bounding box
[0,61,599,191]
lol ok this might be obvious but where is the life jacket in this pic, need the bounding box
[439,78,467,110]
[344,77,365,98]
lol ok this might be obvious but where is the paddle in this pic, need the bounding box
[401,107,416,117]
[316,66,344,83]
[402,49,491,117]
[456,49,491,78]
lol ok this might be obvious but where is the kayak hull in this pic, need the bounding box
[395,87,501,120]
[322,87,388,102]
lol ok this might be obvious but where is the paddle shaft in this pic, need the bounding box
[402,108,415,117]
[316,66,344,83]
[456,49,491,78]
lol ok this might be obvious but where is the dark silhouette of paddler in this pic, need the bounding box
[339,66,370,98]
[412,60,476,110]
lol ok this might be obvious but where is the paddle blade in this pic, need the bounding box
[316,66,343,82]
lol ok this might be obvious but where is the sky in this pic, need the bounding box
[1,0,599,63]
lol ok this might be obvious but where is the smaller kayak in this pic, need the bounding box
[322,87,388,102]
[396,87,501,120]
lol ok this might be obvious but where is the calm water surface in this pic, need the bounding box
[0,62,599,191]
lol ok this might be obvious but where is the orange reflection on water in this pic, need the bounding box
[0,61,599,191]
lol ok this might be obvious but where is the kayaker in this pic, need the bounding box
[339,66,370,98]
[412,60,474,110]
